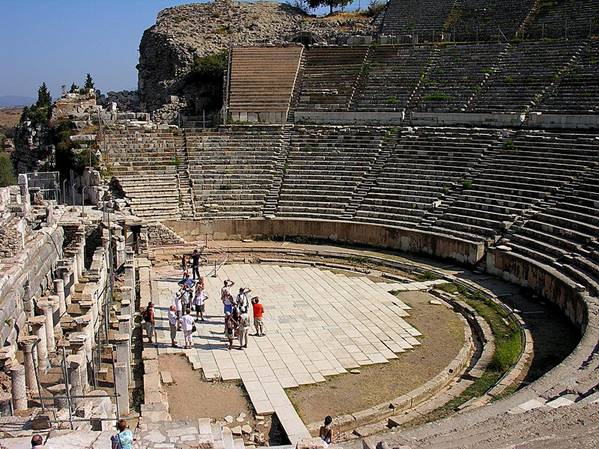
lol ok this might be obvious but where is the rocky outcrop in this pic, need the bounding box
[138,0,374,111]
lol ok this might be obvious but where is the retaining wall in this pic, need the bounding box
[486,247,588,330]
[164,218,485,265]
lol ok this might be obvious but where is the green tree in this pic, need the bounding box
[84,73,95,90]
[70,83,80,93]
[0,153,16,187]
[307,0,351,14]
[36,82,52,109]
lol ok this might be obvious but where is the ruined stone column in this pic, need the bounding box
[48,295,63,341]
[120,291,133,313]
[54,279,67,315]
[37,299,56,353]
[18,336,40,394]
[67,354,84,406]
[61,269,74,305]
[116,234,126,269]
[117,315,133,378]
[110,333,131,384]
[113,362,130,416]
[77,239,86,278]
[10,363,27,412]
[18,173,30,213]
[68,332,89,393]
[75,312,94,362]
[28,316,48,372]
[47,383,69,409]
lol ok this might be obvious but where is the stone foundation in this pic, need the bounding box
[163,218,485,265]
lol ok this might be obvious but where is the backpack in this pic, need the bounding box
[143,308,152,322]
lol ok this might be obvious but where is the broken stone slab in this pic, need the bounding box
[161,370,174,384]
[429,299,444,305]
[224,415,234,423]
[241,425,252,435]
[231,426,242,436]
[296,437,327,449]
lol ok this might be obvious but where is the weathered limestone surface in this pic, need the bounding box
[138,0,374,111]
[164,218,486,265]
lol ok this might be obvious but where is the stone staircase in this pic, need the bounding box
[263,126,293,217]
[228,46,304,123]
[179,130,197,218]
[342,127,398,219]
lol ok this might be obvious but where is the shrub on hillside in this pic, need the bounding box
[0,152,16,187]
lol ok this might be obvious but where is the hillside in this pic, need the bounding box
[138,0,374,111]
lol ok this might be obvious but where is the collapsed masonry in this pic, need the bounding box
[0,176,146,438]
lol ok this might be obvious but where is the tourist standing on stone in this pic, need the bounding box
[224,311,238,350]
[182,284,193,311]
[252,297,265,336]
[221,279,235,315]
[181,307,196,349]
[31,434,44,449]
[174,289,183,330]
[193,282,208,321]
[167,305,179,347]
[236,287,251,313]
[189,248,206,280]
[181,254,188,273]
[111,419,134,449]
[238,310,250,349]
[143,302,156,345]
[319,416,334,446]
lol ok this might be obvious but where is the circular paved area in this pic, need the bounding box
[151,263,439,442]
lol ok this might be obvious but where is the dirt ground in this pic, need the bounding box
[158,354,279,444]
[159,354,253,420]
[0,107,22,135]
[287,291,465,425]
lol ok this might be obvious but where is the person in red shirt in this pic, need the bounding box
[252,297,265,336]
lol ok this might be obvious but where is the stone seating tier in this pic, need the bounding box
[297,47,368,112]
[353,45,433,112]
[448,0,535,41]
[470,40,584,113]
[382,0,455,37]
[536,40,599,114]
[525,0,599,39]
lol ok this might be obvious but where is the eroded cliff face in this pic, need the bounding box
[138,0,373,111]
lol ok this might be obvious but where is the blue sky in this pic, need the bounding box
[0,0,362,100]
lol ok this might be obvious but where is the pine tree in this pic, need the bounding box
[36,83,52,109]
[84,73,95,90]
[70,83,80,93]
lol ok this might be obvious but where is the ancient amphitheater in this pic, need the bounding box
[1,0,599,448]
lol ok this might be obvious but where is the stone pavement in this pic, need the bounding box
[152,264,430,444]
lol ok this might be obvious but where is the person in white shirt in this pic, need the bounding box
[238,312,250,349]
[194,284,208,321]
[236,287,251,314]
[167,305,179,348]
[221,279,235,315]
[181,308,195,349]
[174,290,183,330]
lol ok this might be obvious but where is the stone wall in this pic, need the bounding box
[163,218,486,265]
[486,247,588,330]
[0,224,64,347]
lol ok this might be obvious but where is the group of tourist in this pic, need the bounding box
[140,249,266,351]
[220,279,266,350]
